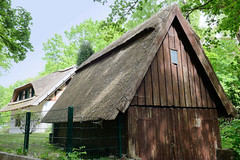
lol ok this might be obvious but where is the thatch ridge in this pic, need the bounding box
[0,66,76,112]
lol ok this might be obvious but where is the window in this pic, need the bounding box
[19,91,23,100]
[25,89,29,99]
[31,88,35,97]
[15,87,35,102]
[170,49,178,64]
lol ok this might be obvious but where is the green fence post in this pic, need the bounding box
[66,106,74,155]
[118,114,122,158]
[23,112,31,153]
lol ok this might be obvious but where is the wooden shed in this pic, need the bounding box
[43,4,235,160]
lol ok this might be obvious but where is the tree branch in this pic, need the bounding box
[123,0,139,19]
[235,44,240,52]
[185,0,213,20]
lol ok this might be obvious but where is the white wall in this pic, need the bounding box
[9,101,54,134]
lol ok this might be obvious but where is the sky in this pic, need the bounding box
[0,0,112,87]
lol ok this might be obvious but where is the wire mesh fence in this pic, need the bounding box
[0,106,125,159]
[0,111,25,153]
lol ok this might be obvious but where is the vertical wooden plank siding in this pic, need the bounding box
[187,50,197,107]
[182,108,192,160]
[164,34,174,106]
[151,56,161,105]
[166,108,174,160]
[145,68,153,105]
[194,66,203,107]
[131,94,138,106]
[158,108,166,160]
[199,77,207,107]
[181,39,192,106]
[169,26,180,106]
[174,26,186,107]
[157,45,167,106]
[206,85,213,108]
[137,79,145,105]
[211,109,222,148]
[127,107,220,160]
[131,23,219,108]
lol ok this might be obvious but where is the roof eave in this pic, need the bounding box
[32,69,76,106]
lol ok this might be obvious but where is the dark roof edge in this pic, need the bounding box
[174,6,236,117]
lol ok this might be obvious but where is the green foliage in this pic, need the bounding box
[76,41,94,66]
[11,110,41,134]
[40,33,71,76]
[181,0,240,44]
[0,132,89,159]
[40,19,125,76]
[95,0,240,46]
[0,132,70,159]
[124,0,165,30]
[67,147,87,160]
[16,147,27,155]
[228,55,240,107]
[206,36,240,160]
[0,79,33,126]
[0,0,33,73]
[220,110,240,159]
[205,38,240,107]
[97,0,169,28]
[0,111,10,133]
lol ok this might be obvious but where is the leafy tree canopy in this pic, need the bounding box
[181,0,240,43]
[40,19,125,76]
[95,0,240,46]
[0,0,33,72]
[205,38,240,107]
[76,41,94,66]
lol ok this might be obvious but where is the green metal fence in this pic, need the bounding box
[0,106,125,159]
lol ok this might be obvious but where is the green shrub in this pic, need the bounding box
[220,108,240,159]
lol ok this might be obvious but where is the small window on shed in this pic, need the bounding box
[170,49,178,64]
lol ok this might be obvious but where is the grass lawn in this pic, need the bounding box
[0,132,114,160]
[0,132,67,159]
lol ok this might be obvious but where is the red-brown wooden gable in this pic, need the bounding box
[131,23,216,108]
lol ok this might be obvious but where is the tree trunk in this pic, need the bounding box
[237,29,240,43]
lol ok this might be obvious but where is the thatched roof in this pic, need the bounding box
[42,4,235,123]
[0,66,76,112]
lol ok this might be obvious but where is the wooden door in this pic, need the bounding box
[127,107,221,160]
